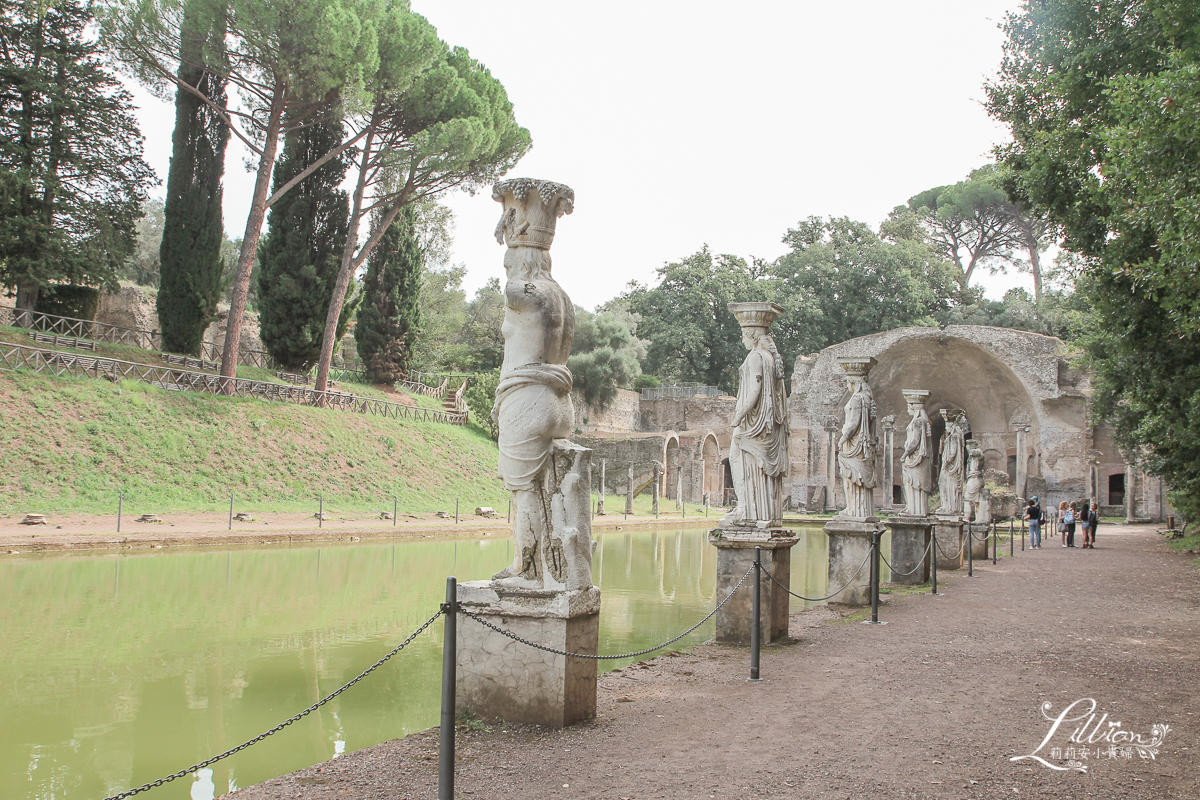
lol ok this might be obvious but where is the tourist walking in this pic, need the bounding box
[1058,501,1069,546]
[1087,502,1100,547]
[1025,497,1042,549]
[1079,500,1093,548]
[1066,502,1078,547]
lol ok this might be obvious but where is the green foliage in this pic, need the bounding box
[624,247,764,393]
[0,0,154,310]
[355,204,423,383]
[937,287,1089,342]
[568,307,645,410]
[634,373,660,390]
[121,197,165,287]
[461,278,505,372]
[412,262,470,372]
[155,0,228,355]
[769,216,963,366]
[256,117,351,372]
[986,0,1200,519]
[465,367,500,441]
[33,284,101,320]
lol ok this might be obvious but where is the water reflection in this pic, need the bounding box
[1,524,830,800]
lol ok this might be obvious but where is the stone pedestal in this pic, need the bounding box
[934,514,964,570]
[967,522,990,560]
[823,516,882,605]
[708,527,799,644]
[456,582,601,728]
[884,516,932,585]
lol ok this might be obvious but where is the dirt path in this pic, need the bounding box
[223,523,1199,800]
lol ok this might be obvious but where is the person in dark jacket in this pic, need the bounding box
[1086,502,1099,548]
[1025,497,1043,549]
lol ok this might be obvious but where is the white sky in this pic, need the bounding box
[130,0,1032,309]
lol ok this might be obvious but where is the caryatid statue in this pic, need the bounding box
[938,409,966,515]
[837,357,878,519]
[963,438,985,522]
[900,390,933,517]
[489,178,591,590]
[723,302,789,527]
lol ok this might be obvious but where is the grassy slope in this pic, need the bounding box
[0,370,506,515]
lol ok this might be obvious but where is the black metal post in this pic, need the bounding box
[455,498,459,525]
[1010,519,1014,556]
[992,520,998,565]
[931,530,939,595]
[319,493,323,528]
[228,494,233,530]
[117,490,123,533]
[968,522,974,577]
[870,529,881,624]
[394,495,398,526]
[750,546,762,681]
[438,577,457,800]
[1021,517,1026,551]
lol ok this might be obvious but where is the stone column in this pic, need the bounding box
[626,462,634,515]
[823,357,883,605]
[1012,416,1030,499]
[597,459,606,516]
[652,462,660,515]
[676,470,683,510]
[824,415,839,512]
[708,531,799,643]
[881,415,895,508]
[1125,463,1137,522]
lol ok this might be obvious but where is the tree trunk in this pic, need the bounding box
[1028,239,1042,302]
[14,280,40,327]
[218,80,286,391]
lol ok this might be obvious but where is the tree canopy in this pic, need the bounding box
[568,305,646,410]
[1,0,154,313]
[986,0,1200,519]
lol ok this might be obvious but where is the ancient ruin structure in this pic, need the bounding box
[457,178,599,727]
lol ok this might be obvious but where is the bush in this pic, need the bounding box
[34,285,101,320]
[465,368,500,441]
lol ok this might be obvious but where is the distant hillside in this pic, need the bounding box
[0,371,506,515]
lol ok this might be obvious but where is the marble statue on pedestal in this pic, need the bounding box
[723,302,789,528]
[489,178,592,590]
[964,438,985,522]
[938,409,965,515]
[837,358,878,518]
[900,389,932,517]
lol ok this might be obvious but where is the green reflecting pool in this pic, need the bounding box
[1,523,843,800]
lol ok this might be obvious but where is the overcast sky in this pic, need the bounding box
[130,0,1029,309]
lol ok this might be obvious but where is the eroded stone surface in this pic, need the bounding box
[708,530,797,644]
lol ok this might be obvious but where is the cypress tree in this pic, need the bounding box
[156,0,229,355]
[355,205,423,384]
[256,116,351,372]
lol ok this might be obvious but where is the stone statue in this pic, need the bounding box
[723,302,789,527]
[964,438,985,522]
[489,178,592,590]
[900,390,932,517]
[938,409,965,515]
[837,358,878,518]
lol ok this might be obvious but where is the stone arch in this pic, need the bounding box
[700,432,721,503]
[662,434,680,499]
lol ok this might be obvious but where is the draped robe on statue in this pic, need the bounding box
[838,383,877,518]
[728,348,789,525]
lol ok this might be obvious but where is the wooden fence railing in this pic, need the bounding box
[0,342,467,425]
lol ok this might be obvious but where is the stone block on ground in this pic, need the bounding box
[824,517,881,605]
[885,516,932,585]
[708,527,798,644]
[934,514,964,570]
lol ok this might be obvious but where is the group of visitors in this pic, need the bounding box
[1022,497,1100,549]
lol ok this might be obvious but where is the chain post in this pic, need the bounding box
[1010,519,1014,556]
[394,495,398,526]
[869,528,881,624]
[1022,517,1026,551]
[967,521,974,577]
[455,498,459,525]
[117,490,123,533]
[931,530,939,595]
[439,577,457,800]
[229,494,234,530]
[992,520,998,565]
[750,547,762,681]
[319,493,323,528]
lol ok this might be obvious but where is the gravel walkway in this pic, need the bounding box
[225,524,1199,800]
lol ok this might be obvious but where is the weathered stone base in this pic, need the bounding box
[934,514,964,570]
[884,516,932,585]
[708,527,799,644]
[823,516,882,606]
[456,582,601,728]
[967,522,990,560]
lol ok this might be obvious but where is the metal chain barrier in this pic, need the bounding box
[760,547,872,603]
[879,536,935,578]
[458,565,756,661]
[100,608,445,800]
